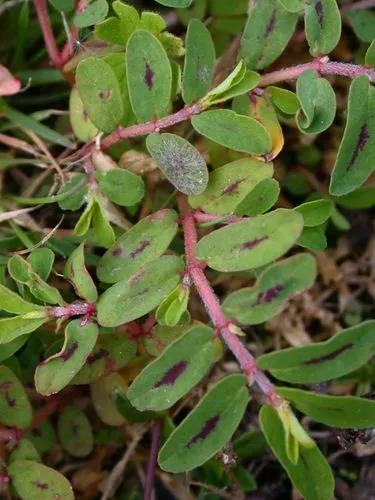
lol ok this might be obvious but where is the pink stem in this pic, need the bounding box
[33,0,62,68]
[193,210,243,225]
[49,302,96,318]
[178,196,281,406]
[342,0,375,9]
[143,420,162,500]
[60,0,90,64]
[259,58,375,87]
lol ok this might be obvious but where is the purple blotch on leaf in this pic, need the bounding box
[99,89,112,102]
[239,236,268,251]
[154,361,188,388]
[304,343,354,365]
[264,9,276,37]
[4,392,15,407]
[87,348,110,364]
[144,62,154,91]
[32,481,49,490]
[255,284,284,305]
[60,342,79,362]
[130,240,151,258]
[348,124,369,169]
[222,179,245,196]
[315,1,324,28]
[112,247,123,257]
[187,415,220,447]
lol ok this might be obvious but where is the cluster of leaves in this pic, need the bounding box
[0,0,374,498]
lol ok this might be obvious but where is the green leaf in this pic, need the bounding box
[277,0,304,12]
[0,283,42,314]
[9,460,74,500]
[25,421,57,455]
[76,57,123,133]
[64,243,98,303]
[116,393,155,422]
[74,0,108,27]
[278,387,375,429]
[69,87,98,142]
[344,9,375,43]
[334,186,375,209]
[258,320,375,383]
[223,254,316,325]
[182,19,215,104]
[97,256,184,327]
[239,0,298,70]
[28,248,55,281]
[155,0,192,6]
[365,39,375,66]
[296,70,336,134]
[49,0,73,12]
[58,173,88,211]
[298,225,327,252]
[8,255,63,305]
[330,75,375,196]
[0,314,48,344]
[73,332,136,384]
[189,158,273,215]
[304,0,341,56]
[234,430,267,460]
[58,406,94,457]
[146,133,208,195]
[191,110,271,155]
[201,61,260,107]
[156,284,190,327]
[0,365,32,429]
[143,324,191,357]
[91,197,116,248]
[126,30,172,122]
[294,199,332,226]
[128,325,217,411]
[74,197,95,237]
[260,406,334,500]
[98,168,145,207]
[9,439,41,464]
[0,337,28,363]
[234,178,280,216]
[266,86,300,115]
[94,1,139,46]
[90,372,127,426]
[97,209,178,283]
[104,52,133,126]
[158,374,248,472]
[196,209,303,272]
[35,320,99,395]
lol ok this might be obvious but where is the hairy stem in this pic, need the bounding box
[143,420,162,500]
[33,0,62,68]
[50,302,97,318]
[259,57,375,87]
[178,196,281,406]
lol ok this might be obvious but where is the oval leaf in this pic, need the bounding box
[97,255,184,327]
[0,365,32,429]
[196,209,304,272]
[158,374,249,472]
[98,168,145,207]
[258,320,375,383]
[128,325,217,411]
[69,87,98,142]
[278,387,375,429]
[126,30,172,122]
[35,319,99,395]
[234,178,280,216]
[76,57,123,133]
[0,283,42,315]
[191,110,271,155]
[223,254,317,325]
[90,372,127,426]
[0,314,48,345]
[97,208,178,283]
[304,0,341,56]
[330,75,375,196]
[58,406,94,457]
[64,243,98,303]
[188,158,273,215]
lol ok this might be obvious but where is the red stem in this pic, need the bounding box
[33,0,62,68]
[178,196,281,406]
[50,301,96,319]
[60,0,90,64]
[143,420,162,500]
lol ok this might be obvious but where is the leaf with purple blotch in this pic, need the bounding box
[196,209,303,272]
[258,320,375,384]
[64,243,98,303]
[97,209,178,284]
[223,254,316,325]
[97,255,184,327]
[304,0,341,56]
[57,406,94,457]
[296,70,336,134]
[69,87,99,142]
[72,331,137,384]
[8,460,74,500]
[25,420,57,455]
[35,319,99,396]
[126,30,172,122]
[182,19,215,104]
[158,374,249,472]
[146,133,208,195]
[278,387,375,429]
[192,109,271,155]
[330,76,375,196]
[260,405,334,500]
[128,324,217,411]
[188,158,273,215]
[0,365,32,429]
[239,0,298,70]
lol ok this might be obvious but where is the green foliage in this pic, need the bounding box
[57,406,94,457]
[0,365,32,429]
[304,0,341,56]
[64,243,98,302]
